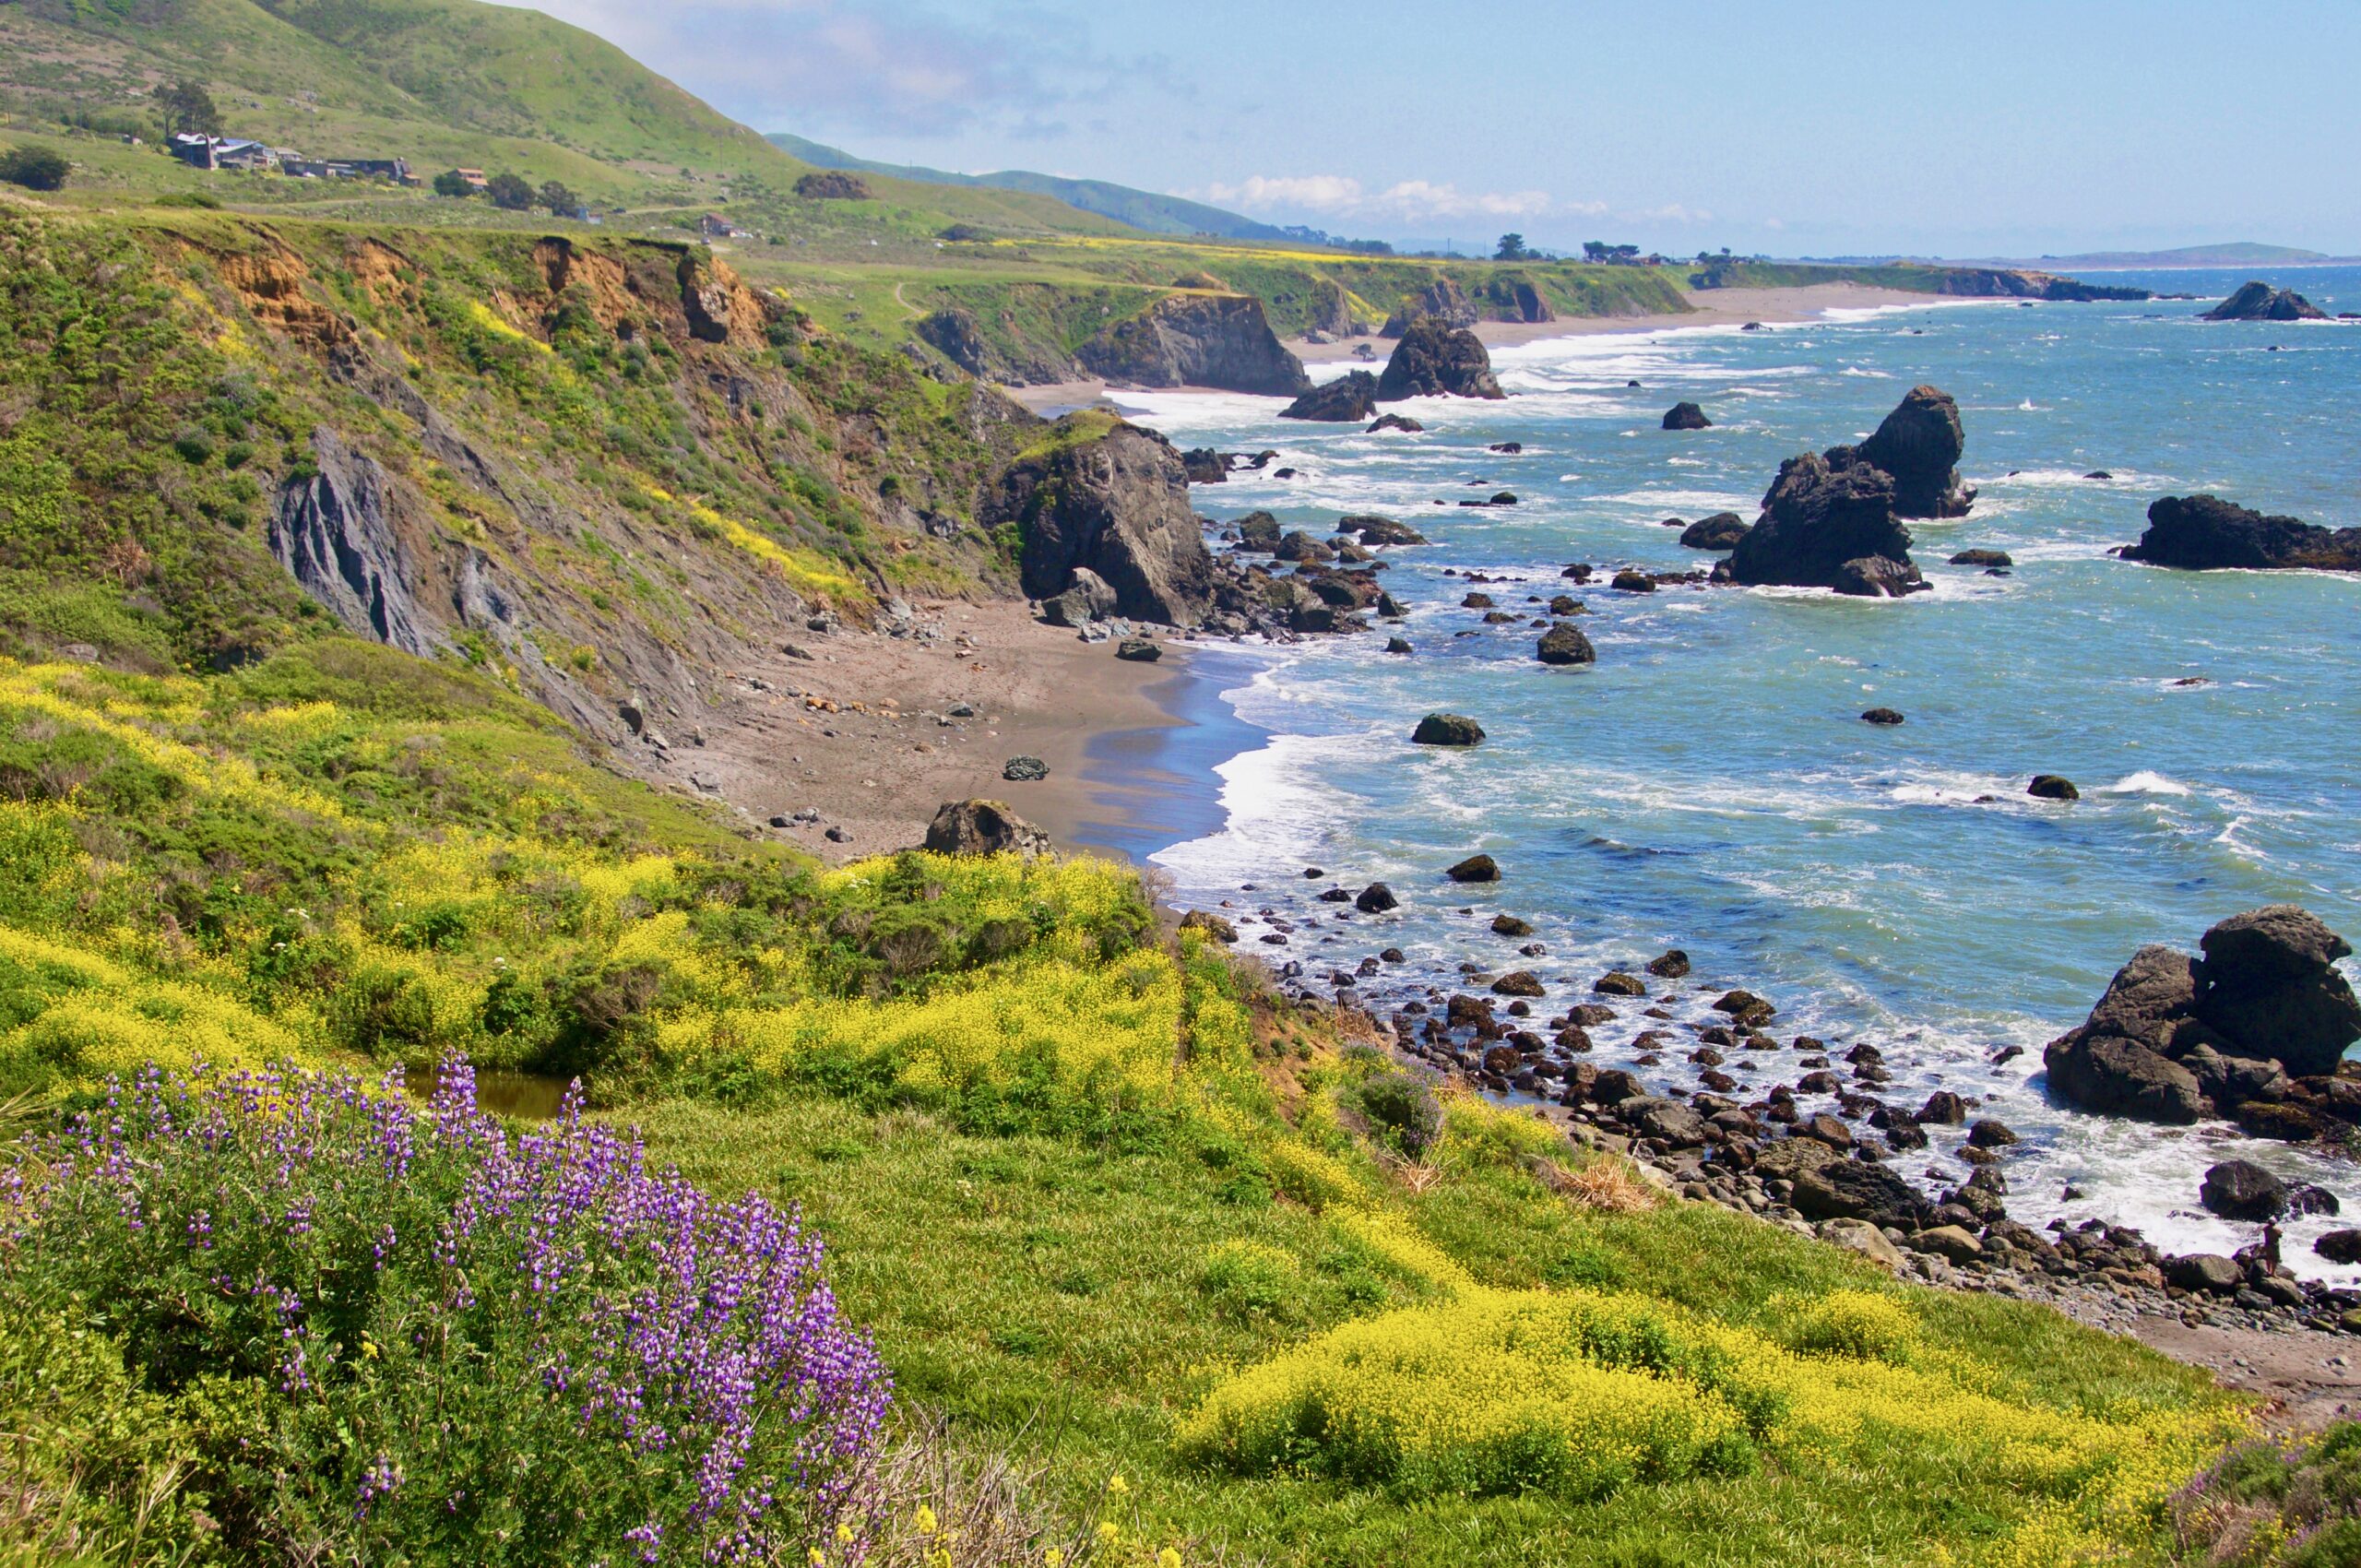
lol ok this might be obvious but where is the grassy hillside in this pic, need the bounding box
[0,630,2254,1567]
[0,0,1139,248]
[0,195,1046,750]
[768,130,1294,241]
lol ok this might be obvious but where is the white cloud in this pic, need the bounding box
[1197,173,1572,223]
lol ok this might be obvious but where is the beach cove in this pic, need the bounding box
[1048,272,2361,1312]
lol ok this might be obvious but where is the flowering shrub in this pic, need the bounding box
[1181,1284,2232,1519]
[0,1058,890,1564]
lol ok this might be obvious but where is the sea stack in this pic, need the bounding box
[1375,317,1506,401]
[2202,281,2330,322]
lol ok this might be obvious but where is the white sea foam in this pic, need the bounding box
[2104,771,2193,797]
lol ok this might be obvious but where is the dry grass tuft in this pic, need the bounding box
[1536,1153,1661,1213]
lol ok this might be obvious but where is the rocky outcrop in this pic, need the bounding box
[1723,386,1975,588]
[1661,402,1711,431]
[1855,386,1975,518]
[921,800,1052,858]
[1375,318,1505,402]
[1679,513,1750,550]
[914,307,1076,385]
[1076,294,1311,397]
[1726,452,1915,588]
[1281,371,1379,422]
[2195,906,2361,1077]
[980,416,1213,625]
[1340,514,1427,546]
[268,429,438,658]
[2122,494,2361,572]
[2203,281,2329,321]
[2044,909,2361,1123]
[794,172,872,200]
[1381,277,1477,337]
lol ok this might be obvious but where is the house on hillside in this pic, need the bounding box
[283,157,414,184]
[170,134,280,172]
[699,213,742,240]
[453,168,488,190]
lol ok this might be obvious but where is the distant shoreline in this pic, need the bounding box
[1006,284,1974,413]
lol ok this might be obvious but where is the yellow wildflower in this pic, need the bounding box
[835,1523,854,1545]
[1158,1550,1183,1568]
[1043,1550,1064,1568]
[915,1503,939,1536]
[1106,1473,1128,1496]
[1097,1521,1121,1547]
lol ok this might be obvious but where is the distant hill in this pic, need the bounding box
[0,0,1133,237]
[1806,244,2358,271]
[768,132,1290,241]
[1989,243,2357,270]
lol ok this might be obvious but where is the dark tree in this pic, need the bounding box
[484,172,534,211]
[432,169,476,198]
[1494,232,1532,261]
[537,181,578,215]
[0,147,71,193]
[152,80,221,140]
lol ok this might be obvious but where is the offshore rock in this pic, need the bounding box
[2123,494,2361,572]
[1412,713,1487,746]
[1832,556,1929,598]
[1856,385,1975,518]
[1281,370,1380,422]
[2194,905,2361,1077]
[1661,401,1712,431]
[1536,623,1598,665]
[1727,452,1913,589]
[1679,513,1750,550]
[1376,317,1506,401]
[2202,281,2329,321]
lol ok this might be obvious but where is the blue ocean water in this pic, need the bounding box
[1112,268,2361,1278]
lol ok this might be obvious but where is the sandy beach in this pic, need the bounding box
[1008,282,1949,413]
[666,599,1205,864]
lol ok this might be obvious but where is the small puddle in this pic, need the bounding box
[402,1065,575,1123]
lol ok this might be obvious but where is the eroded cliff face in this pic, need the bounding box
[1074,293,1311,397]
[1,210,1043,776]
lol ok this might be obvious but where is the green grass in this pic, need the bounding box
[630,1091,2230,1568]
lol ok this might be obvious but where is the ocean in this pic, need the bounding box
[1098,267,2361,1282]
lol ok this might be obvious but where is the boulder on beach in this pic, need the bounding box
[1412,713,1487,746]
[1002,755,1050,782]
[921,799,1053,858]
[1856,385,1976,519]
[1661,401,1712,431]
[1679,513,1750,551]
[2043,908,2361,1123]
[1040,567,1117,627]
[2202,280,2329,322]
[1375,317,1506,401]
[1280,370,1381,422]
[1275,530,1335,564]
[2122,494,2361,573]
[1114,637,1161,662]
[1536,623,1597,665]
[1791,1159,1932,1228]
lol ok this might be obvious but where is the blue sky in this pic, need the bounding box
[516,0,2360,257]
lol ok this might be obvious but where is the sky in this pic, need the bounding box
[511,0,2361,258]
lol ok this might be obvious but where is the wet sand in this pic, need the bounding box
[658,600,1226,865]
